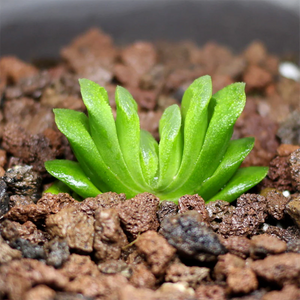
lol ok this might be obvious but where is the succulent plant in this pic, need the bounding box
[45,75,268,203]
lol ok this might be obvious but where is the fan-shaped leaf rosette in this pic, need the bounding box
[45,76,268,203]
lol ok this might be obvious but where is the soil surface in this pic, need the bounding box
[0,28,300,300]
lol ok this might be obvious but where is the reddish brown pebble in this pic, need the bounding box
[243,41,267,65]
[250,234,287,258]
[157,201,178,224]
[81,192,126,215]
[178,194,209,223]
[4,203,49,223]
[285,197,300,229]
[277,144,300,157]
[206,200,235,231]
[0,236,22,264]
[262,285,300,300]
[214,253,245,281]
[289,148,300,191]
[218,194,267,237]
[0,149,7,167]
[24,285,56,300]
[37,193,77,214]
[65,273,127,299]
[130,264,156,289]
[121,41,157,76]
[117,193,160,238]
[9,195,34,208]
[1,219,49,244]
[195,284,226,300]
[0,166,5,177]
[59,254,100,279]
[46,206,94,252]
[125,86,157,110]
[265,190,289,220]
[243,65,272,91]
[2,124,57,174]
[222,236,251,259]
[165,263,209,288]
[251,253,300,286]
[61,28,116,85]
[264,156,294,191]
[114,63,140,88]
[227,267,258,294]
[0,258,68,291]
[136,230,176,276]
[0,56,38,83]
[93,208,128,261]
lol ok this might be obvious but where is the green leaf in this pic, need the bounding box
[159,75,212,191]
[197,137,255,200]
[161,82,246,198]
[45,160,101,198]
[53,108,140,198]
[140,129,159,187]
[79,78,145,192]
[115,86,148,188]
[157,104,183,190]
[181,75,212,149]
[207,166,269,203]
[43,180,72,195]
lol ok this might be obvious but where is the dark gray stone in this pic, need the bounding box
[0,179,9,218]
[160,211,227,262]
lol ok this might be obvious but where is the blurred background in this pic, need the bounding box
[0,0,299,61]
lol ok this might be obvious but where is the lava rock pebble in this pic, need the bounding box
[0,179,9,218]
[160,211,227,262]
[10,238,46,260]
[135,230,176,276]
[117,193,160,238]
[157,201,178,225]
[93,208,128,261]
[165,263,210,288]
[46,206,94,253]
[3,165,41,201]
[0,235,22,264]
[285,196,300,229]
[251,253,300,286]
[221,236,251,259]
[178,194,209,223]
[218,193,267,237]
[250,234,287,259]
[289,148,300,191]
[265,189,289,220]
[206,200,235,231]
[44,237,70,268]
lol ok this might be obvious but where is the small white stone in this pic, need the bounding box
[279,62,300,81]
[282,190,291,197]
[262,223,269,232]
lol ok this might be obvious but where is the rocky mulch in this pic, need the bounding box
[0,28,300,300]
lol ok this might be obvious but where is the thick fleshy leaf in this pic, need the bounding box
[140,129,159,187]
[180,75,212,164]
[197,137,255,200]
[158,76,212,192]
[79,79,145,191]
[115,86,148,188]
[157,104,183,190]
[207,166,269,203]
[45,160,101,198]
[161,82,246,198]
[44,180,72,195]
[54,108,140,198]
